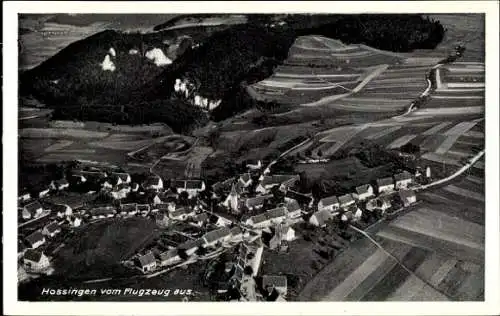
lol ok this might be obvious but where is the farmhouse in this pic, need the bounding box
[175,179,206,198]
[223,184,241,213]
[22,201,44,220]
[309,209,332,227]
[178,238,204,256]
[25,230,46,249]
[202,227,232,247]
[353,184,374,201]
[89,206,116,219]
[394,171,413,189]
[398,189,417,207]
[244,194,273,210]
[143,175,164,192]
[169,207,195,221]
[341,205,363,222]
[137,252,157,273]
[42,222,61,238]
[317,196,340,213]
[255,175,299,194]
[262,275,287,296]
[70,216,82,227]
[120,203,138,216]
[238,173,253,188]
[285,199,302,219]
[23,249,50,272]
[376,177,395,194]
[338,194,356,208]
[159,249,181,266]
[38,186,51,198]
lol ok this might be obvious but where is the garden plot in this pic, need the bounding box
[364,125,402,140]
[422,121,453,135]
[44,140,74,152]
[443,185,484,202]
[421,152,461,166]
[20,128,109,139]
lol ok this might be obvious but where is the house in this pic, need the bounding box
[143,175,164,192]
[341,205,363,222]
[394,171,413,189]
[309,209,332,227]
[230,226,243,243]
[238,173,253,188]
[285,199,302,219]
[159,249,182,266]
[398,189,417,207]
[169,207,195,221]
[223,184,240,213]
[120,203,138,216]
[18,191,31,202]
[89,206,116,219]
[174,179,206,198]
[215,214,233,227]
[338,194,356,208]
[22,201,44,220]
[255,175,299,194]
[178,238,204,256]
[244,194,273,210]
[42,222,61,238]
[53,204,72,218]
[137,204,151,216]
[153,191,177,205]
[262,275,287,296]
[70,216,82,227]
[376,177,395,194]
[151,202,174,213]
[269,223,296,246]
[284,190,313,208]
[155,212,170,227]
[111,172,132,184]
[110,184,131,200]
[353,184,374,201]
[191,213,208,227]
[23,249,50,272]
[25,230,46,249]
[366,197,392,213]
[202,227,232,247]
[50,179,69,191]
[38,187,51,198]
[245,207,288,229]
[317,196,340,213]
[137,252,157,273]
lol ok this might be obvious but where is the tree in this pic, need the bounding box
[243,266,253,276]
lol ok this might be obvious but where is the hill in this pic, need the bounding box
[19,14,445,133]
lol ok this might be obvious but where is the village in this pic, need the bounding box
[17,154,432,301]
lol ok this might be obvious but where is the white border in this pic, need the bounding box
[3,1,499,315]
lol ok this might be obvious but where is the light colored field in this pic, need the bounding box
[387,134,418,149]
[44,140,74,152]
[443,185,484,202]
[323,249,389,301]
[462,131,484,139]
[466,175,483,185]
[435,134,462,154]
[364,125,402,140]
[390,208,484,252]
[473,161,485,170]
[422,122,452,135]
[20,128,109,139]
[412,107,484,116]
[89,139,153,151]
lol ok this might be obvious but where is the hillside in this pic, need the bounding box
[19,14,445,133]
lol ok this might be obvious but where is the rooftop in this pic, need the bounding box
[394,171,413,182]
[203,227,232,243]
[338,194,354,205]
[24,201,43,213]
[138,252,156,267]
[262,275,287,289]
[24,249,43,262]
[319,195,339,206]
[26,230,44,245]
[377,177,394,187]
[355,184,372,195]
[44,222,60,233]
[178,238,203,250]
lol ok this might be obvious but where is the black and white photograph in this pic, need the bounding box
[3,1,500,315]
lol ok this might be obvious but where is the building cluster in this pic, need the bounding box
[173,78,222,111]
